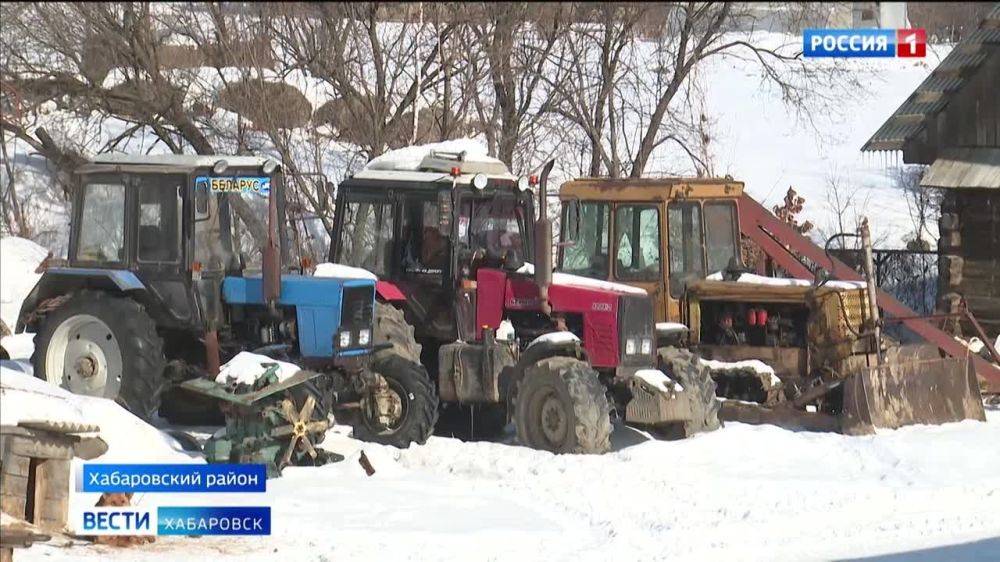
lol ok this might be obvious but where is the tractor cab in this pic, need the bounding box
[51,154,293,332]
[557,178,744,325]
[331,151,536,342]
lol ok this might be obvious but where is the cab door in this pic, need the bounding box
[130,173,197,328]
[612,203,666,321]
[663,200,740,324]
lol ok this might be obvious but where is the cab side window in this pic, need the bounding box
[615,205,661,281]
[76,183,126,263]
[137,177,183,263]
[401,199,446,274]
[337,199,394,276]
[705,202,738,274]
[560,202,610,277]
[667,202,705,297]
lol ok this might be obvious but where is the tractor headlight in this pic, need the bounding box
[358,329,371,346]
[625,338,637,355]
[338,330,352,348]
[641,338,652,355]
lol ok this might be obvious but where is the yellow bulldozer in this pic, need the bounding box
[555,177,994,433]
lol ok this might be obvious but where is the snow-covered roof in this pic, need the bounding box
[351,139,517,185]
[90,153,278,169]
[351,169,517,185]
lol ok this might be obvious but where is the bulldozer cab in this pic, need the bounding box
[558,178,744,323]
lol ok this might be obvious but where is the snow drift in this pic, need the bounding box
[0,236,47,330]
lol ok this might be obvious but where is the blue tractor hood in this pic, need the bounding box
[222,274,376,359]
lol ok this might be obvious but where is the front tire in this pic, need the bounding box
[351,354,438,448]
[657,347,721,435]
[32,292,167,422]
[514,356,612,454]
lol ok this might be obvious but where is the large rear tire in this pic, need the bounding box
[657,347,721,435]
[514,356,612,454]
[32,292,167,422]
[373,301,421,363]
[351,354,438,448]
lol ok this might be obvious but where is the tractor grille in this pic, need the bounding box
[341,285,374,329]
[618,295,655,367]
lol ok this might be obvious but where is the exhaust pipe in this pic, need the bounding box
[860,218,883,364]
[262,176,281,315]
[533,160,556,315]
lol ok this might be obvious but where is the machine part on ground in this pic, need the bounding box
[513,356,612,454]
[350,354,438,448]
[31,291,166,422]
[556,177,989,433]
[184,367,338,477]
[656,347,722,435]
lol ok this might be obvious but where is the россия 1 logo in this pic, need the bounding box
[803,29,926,58]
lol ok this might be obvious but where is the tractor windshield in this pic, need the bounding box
[457,193,530,262]
[193,173,288,274]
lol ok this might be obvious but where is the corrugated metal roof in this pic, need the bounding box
[920,148,1000,189]
[862,6,999,152]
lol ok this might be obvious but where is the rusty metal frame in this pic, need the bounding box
[737,194,1000,391]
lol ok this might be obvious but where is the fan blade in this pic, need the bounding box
[280,398,299,424]
[271,424,295,437]
[300,395,316,422]
[305,420,329,434]
[300,436,318,459]
[280,435,298,468]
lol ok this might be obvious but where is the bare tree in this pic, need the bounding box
[543,3,854,178]
[893,165,937,250]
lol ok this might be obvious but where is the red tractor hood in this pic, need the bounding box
[475,266,652,368]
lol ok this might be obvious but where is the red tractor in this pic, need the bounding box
[330,151,718,453]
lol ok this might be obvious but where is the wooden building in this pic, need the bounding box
[0,421,105,536]
[863,5,1000,339]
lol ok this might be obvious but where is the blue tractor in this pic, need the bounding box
[16,154,437,448]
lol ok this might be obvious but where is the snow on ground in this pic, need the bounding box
[19,412,1000,562]
[0,236,48,329]
[4,322,999,561]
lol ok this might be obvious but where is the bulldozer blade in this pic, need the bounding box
[840,345,986,435]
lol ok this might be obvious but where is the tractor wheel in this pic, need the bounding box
[285,379,331,447]
[514,356,612,454]
[32,291,167,422]
[352,354,438,448]
[373,301,421,364]
[657,347,721,435]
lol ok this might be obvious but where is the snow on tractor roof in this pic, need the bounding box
[90,153,277,169]
[353,139,516,185]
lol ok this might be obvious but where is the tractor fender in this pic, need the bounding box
[376,280,407,303]
[16,268,146,331]
[499,333,589,403]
